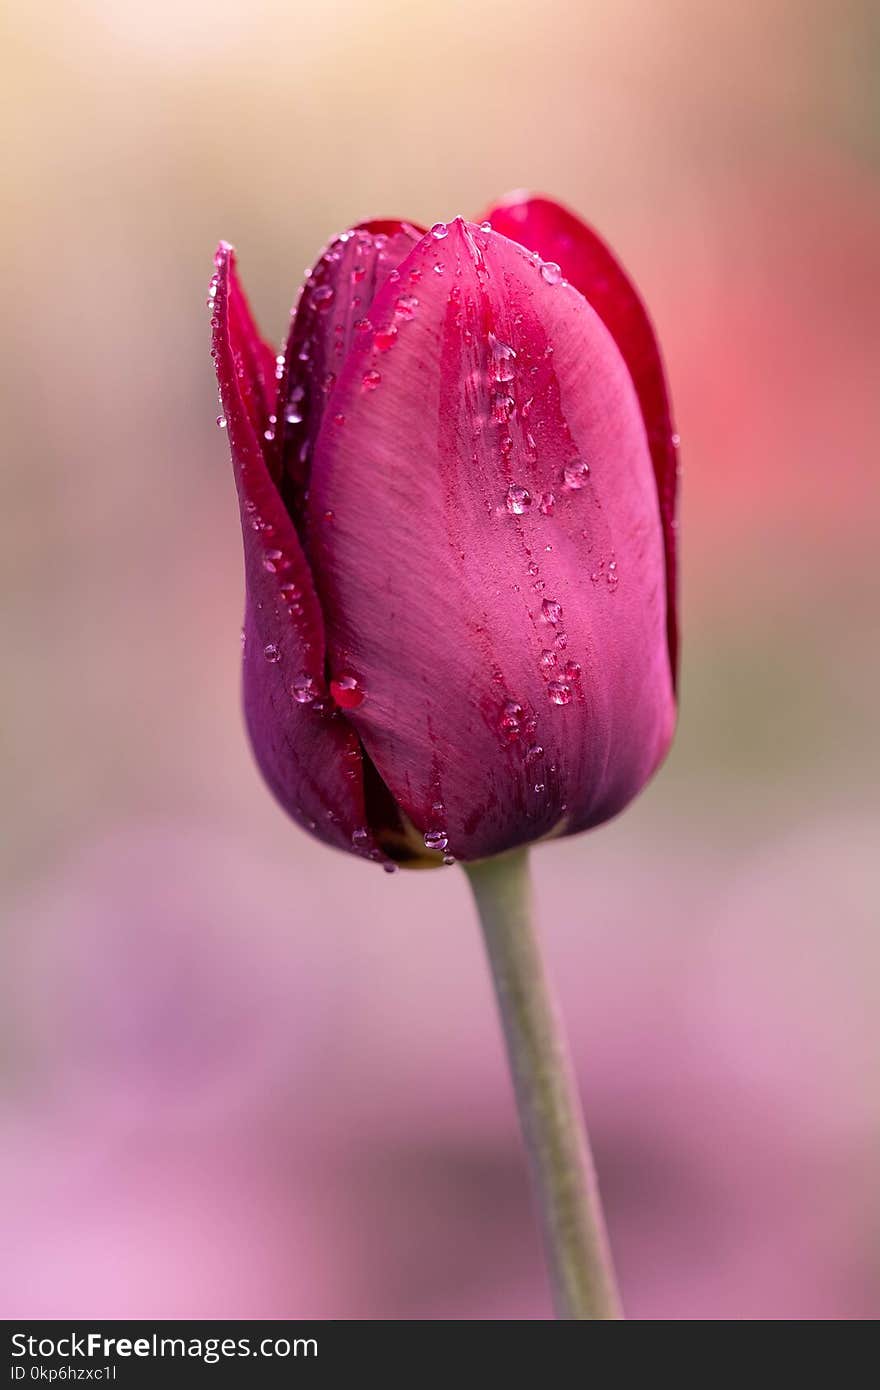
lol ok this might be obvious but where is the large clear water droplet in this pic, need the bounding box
[424,828,449,851]
[505,484,532,515]
[540,261,563,285]
[563,459,590,489]
[291,673,318,703]
[498,700,527,739]
[547,680,572,705]
[489,334,516,383]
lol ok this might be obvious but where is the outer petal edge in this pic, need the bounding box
[483,194,680,687]
[210,243,388,862]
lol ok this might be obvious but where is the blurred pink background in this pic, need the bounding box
[2,0,879,1320]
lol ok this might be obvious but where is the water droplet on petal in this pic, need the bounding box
[330,673,365,709]
[311,284,335,310]
[505,484,531,515]
[424,828,449,851]
[285,384,305,424]
[479,220,492,232]
[542,598,563,625]
[491,391,515,424]
[489,334,516,383]
[430,222,449,240]
[263,643,281,663]
[216,415,227,429]
[395,294,419,320]
[374,326,397,351]
[540,261,563,285]
[539,649,556,673]
[563,459,590,489]
[383,861,399,874]
[547,680,572,705]
[352,827,370,848]
[291,673,318,703]
[498,700,525,738]
[362,369,382,391]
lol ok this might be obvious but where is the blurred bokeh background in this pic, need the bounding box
[2,0,879,1320]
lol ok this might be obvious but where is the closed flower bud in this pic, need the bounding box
[210,196,678,867]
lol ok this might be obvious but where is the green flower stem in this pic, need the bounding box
[464,846,622,1320]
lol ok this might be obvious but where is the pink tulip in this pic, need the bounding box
[210,195,678,866]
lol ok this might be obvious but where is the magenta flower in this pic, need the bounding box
[210,195,678,867]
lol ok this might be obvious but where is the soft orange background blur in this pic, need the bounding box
[2,0,879,1319]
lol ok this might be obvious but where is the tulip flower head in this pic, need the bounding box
[210,195,678,868]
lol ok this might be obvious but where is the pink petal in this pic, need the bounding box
[306,220,675,862]
[483,194,680,684]
[210,243,387,861]
[273,220,423,541]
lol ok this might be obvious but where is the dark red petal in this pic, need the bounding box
[483,194,680,686]
[273,220,423,538]
[355,218,426,239]
[306,220,675,862]
[210,243,386,862]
